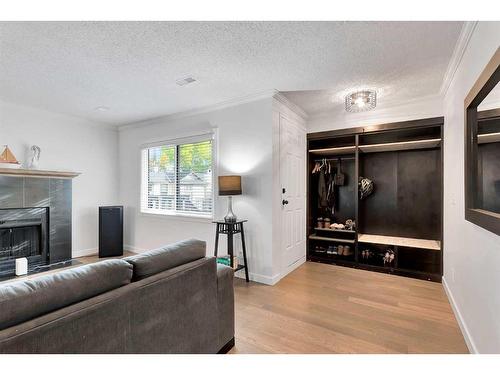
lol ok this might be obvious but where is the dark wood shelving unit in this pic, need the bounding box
[314,227,356,234]
[308,234,355,244]
[307,117,444,282]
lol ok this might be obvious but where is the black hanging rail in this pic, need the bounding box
[313,157,356,162]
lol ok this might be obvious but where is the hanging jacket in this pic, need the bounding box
[318,169,328,208]
[326,168,336,214]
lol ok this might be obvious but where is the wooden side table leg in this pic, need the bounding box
[214,224,220,257]
[240,223,250,282]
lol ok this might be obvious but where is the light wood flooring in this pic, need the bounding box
[230,262,468,354]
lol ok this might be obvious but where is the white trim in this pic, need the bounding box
[72,247,98,258]
[236,256,306,286]
[123,244,145,253]
[442,276,477,354]
[279,255,306,282]
[140,132,215,150]
[273,92,309,120]
[440,21,478,96]
[118,89,277,131]
[139,133,216,219]
[138,211,213,223]
[235,270,282,285]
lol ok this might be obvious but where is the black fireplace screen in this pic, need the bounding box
[0,223,42,260]
[0,207,49,277]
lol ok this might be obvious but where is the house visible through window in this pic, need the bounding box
[141,136,213,217]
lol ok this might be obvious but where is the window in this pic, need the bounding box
[141,135,214,218]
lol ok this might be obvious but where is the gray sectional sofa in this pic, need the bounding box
[0,239,235,354]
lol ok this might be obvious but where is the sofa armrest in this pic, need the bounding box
[216,264,234,352]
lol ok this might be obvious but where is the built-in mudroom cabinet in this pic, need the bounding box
[307,117,443,282]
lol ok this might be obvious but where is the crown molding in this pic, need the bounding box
[440,21,478,97]
[118,89,278,131]
[273,92,309,120]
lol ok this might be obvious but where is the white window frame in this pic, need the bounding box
[140,132,216,220]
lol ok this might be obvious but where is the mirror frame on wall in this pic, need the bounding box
[464,47,500,236]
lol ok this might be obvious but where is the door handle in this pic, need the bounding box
[282,199,289,206]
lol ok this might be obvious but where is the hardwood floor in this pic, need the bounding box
[230,262,468,354]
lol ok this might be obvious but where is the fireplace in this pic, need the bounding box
[0,207,49,277]
[0,174,75,278]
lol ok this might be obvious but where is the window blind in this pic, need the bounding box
[141,137,213,217]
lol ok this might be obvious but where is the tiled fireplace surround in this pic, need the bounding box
[0,175,72,277]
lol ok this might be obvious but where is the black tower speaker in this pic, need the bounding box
[99,206,123,258]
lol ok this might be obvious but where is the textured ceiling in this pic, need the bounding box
[0,21,463,125]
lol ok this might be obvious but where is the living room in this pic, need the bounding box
[1,1,500,372]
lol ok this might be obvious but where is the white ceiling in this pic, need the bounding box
[0,21,463,126]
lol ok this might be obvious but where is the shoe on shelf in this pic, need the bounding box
[343,245,353,256]
[338,245,344,256]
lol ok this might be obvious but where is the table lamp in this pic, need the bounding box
[218,175,242,222]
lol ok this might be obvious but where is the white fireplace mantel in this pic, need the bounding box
[0,167,80,179]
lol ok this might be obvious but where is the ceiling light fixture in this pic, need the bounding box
[345,90,377,112]
[94,106,110,112]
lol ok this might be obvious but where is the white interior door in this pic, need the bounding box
[280,114,306,272]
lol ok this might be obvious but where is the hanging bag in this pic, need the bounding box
[334,158,345,186]
[359,176,374,200]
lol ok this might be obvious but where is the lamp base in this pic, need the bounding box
[224,196,237,223]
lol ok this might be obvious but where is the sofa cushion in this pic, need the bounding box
[124,239,206,281]
[0,259,133,330]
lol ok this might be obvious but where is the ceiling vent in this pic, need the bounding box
[175,76,197,87]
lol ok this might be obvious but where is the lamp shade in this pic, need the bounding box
[218,175,242,196]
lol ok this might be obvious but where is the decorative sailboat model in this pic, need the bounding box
[0,145,21,169]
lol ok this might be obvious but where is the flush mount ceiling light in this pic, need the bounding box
[345,90,377,112]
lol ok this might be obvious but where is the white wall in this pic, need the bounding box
[0,100,119,257]
[307,95,443,133]
[118,98,276,283]
[442,22,500,353]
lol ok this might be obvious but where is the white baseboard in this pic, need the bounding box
[73,245,142,258]
[234,269,281,285]
[442,276,478,354]
[281,255,306,280]
[72,248,97,258]
[235,255,307,286]
[123,244,145,253]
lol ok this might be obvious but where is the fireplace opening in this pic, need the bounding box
[0,222,42,260]
[0,208,49,277]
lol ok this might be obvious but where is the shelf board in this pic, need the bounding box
[309,146,356,155]
[478,132,500,144]
[0,167,80,179]
[314,227,356,234]
[308,235,355,244]
[358,138,441,153]
[358,234,441,251]
[308,255,356,265]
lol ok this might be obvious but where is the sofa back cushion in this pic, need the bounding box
[0,259,133,330]
[124,239,206,281]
